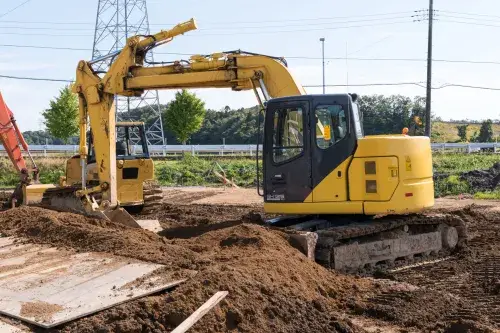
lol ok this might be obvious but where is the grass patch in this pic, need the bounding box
[474,191,500,200]
[434,175,471,197]
[154,154,259,187]
[433,153,499,174]
[0,153,497,198]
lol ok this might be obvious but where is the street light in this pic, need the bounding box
[320,37,325,94]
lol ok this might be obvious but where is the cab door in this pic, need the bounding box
[263,100,312,203]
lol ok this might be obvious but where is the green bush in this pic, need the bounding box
[433,153,499,174]
[434,175,471,197]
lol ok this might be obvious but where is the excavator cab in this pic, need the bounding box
[263,93,434,216]
[263,93,361,207]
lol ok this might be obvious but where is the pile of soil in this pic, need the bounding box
[460,162,500,192]
[0,207,373,333]
[355,205,500,332]
[2,204,499,332]
[142,203,262,229]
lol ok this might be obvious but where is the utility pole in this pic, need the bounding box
[425,0,434,137]
[320,38,325,94]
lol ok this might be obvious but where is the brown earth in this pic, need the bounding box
[0,190,499,332]
[0,206,374,333]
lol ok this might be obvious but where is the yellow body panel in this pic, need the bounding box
[348,156,399,201]
[264,201,363,215]
[267,135,434,216]
[25,184,56,204]
[65,156,154,206]
[364,178,434,215]
[353,135,434,215]
[305,157,352,203]
[115,159,154,206]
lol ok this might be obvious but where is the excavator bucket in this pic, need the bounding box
[103,207,162,232]
[41,187,162,232]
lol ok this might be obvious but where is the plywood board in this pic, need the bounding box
[0,320,27,333]
[0,237,185,328]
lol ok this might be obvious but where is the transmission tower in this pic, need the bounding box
[91,0,165,145]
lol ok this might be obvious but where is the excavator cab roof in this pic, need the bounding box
[267,93,357,105]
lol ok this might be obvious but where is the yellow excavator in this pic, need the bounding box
[37,18,464,271]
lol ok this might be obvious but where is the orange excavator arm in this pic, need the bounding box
[0,92,39,206]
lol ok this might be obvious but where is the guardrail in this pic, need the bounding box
[0,143,498,157]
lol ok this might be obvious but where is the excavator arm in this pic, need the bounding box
[0,93,39,206]
[72,18,305,213]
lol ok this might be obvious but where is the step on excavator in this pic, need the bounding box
[10,18,466,271]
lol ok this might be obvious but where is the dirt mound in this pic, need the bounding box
[0,206,197,268]
[443,320,495,333]
[143,203,261,229]
[352,289,463,330]
[460,162,500,192]
[0,207,373,333]
[364,205,500,332]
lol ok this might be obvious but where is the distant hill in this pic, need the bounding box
[432,121,500,143]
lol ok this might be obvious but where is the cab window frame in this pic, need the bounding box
[314,103,350,150]
[271,105,306,165]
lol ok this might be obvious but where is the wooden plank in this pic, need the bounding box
[0,237,188,328]
[171,291,228,333]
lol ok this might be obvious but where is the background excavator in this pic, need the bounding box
[9,18,465,271]
[0,93,54,208]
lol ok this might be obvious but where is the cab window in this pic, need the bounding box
[272,107,304,163]
[315,104,347,149]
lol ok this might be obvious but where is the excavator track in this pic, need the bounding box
[141,181,163,214]
[269,213,467,273]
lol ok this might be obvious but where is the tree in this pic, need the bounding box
[42,85,79,143]
[456,124,469,142]
[358,95,429,136]
[163,90,206,144]
[477,119,494,142]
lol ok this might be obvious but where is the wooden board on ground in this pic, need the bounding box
[171,291,228,333]
[0,320,27,332]
[0,237,185,328]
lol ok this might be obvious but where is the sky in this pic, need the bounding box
[1,0,500,131]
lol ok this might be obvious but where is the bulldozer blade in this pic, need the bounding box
[41,186,162,232]
[25,184,56,204]
[103,207,163,232]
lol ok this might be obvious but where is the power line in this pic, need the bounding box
[304,82,427,88]
[0,20,415,37]
[0,32,91,37]
[438,10,500,20]
[2,43,500,65]
[434,83,500,91]
[0,11,419,26]
[0,0,33,20]
[0,15,415,31]
[2,74,500,92]
[0,74,73,83]
[437,13,500,23]
[438,19,500,28]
